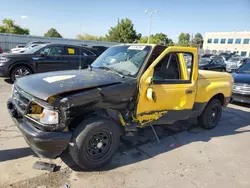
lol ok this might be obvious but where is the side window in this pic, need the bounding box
[211,59,216,64]
[66,47,79,55]
[183,53,193,79]
[215,59,222,64]
[81,48,96,56]
[213,39,219,44]
[144,46,166,70]
[153,53,180,81]
[152,52,194,84]
[207,39,212,43]
[39,46,63,56]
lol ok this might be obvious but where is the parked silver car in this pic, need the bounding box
[226,57,246,72]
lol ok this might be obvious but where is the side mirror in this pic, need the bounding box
[146,77,153,85]
[146,87,156,102]
[40,51,47,57]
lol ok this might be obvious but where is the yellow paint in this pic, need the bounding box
[27,113,41,121]
[136,110,168,126]
[48,96,56,104]
[118,113,128,126]
[68,48,75,54]
[195,70,233,103]
[63,126,69,132]
[31,102,43,114]
[135,47,198,126]
[132,45,233,127]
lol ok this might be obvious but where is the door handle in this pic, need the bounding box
[186,89,194,94]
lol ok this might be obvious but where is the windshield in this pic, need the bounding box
[228,57,240,62]
[199,58,211,65]
[23,45,44,54]
[92,45,151,76]
[237,63,250,74]
[24,42,33,48]
[202,54,212,58]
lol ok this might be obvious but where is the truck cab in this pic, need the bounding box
[7,44,233,170]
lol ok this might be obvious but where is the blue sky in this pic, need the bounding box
[0,0,250,42]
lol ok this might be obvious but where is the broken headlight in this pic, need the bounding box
[40,109,59,125]
[27,102,59,125]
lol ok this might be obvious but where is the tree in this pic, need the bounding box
[0,19,29,35]
[106,18,141,43]
[76,33,105,41]
[165,38,174,46]
[178,33,190,46]
[192,33,203,48]
[44,28,62,38]
[138,33,174,46]
[138,36,148,43]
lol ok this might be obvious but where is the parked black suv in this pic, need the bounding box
[198,58,226,72]
[0,43,99,81]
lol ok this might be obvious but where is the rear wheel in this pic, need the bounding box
[198,99,222,129]
[69,117,121,170]
[10,65,32,82]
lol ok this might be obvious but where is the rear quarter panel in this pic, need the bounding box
[195,71,233,103]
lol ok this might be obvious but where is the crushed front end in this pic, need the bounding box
[7,84,72,159]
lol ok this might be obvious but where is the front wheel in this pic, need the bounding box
[69,117,121,170]
[10,65,32,82]
[198,99,222,129]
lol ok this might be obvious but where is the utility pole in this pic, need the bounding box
[190,33,193,47]
[145,10,158,44]
[117,18,120,43]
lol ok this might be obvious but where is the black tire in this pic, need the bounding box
[69,117,121,170]
[198,99,222,130]
[10,65,32,82]
[221,68,226,72]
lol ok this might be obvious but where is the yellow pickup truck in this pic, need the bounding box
[7,44,233,170]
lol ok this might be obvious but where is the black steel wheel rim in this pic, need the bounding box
[86,130,112,161]
[208,106,219,125]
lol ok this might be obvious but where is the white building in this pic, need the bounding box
[203,31,250,57]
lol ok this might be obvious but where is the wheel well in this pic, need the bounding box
[211,93,224,105]
[67,109,125,135]
[9,63,34,77]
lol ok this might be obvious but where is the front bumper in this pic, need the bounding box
[7,99,72,159]
[232,93,250,104]
[226,67,236,73]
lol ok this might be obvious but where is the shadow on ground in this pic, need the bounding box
[61,105,250,172]
[0,147,34,162]
[4,79,13,85]
[231,101,250,108]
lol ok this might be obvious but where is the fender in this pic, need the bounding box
[94,109,126,134]
[9,61,35,75]
[195,74,233,104]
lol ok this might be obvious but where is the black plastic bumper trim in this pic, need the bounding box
[7,99,72,159]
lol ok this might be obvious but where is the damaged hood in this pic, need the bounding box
[15,69,123,101]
